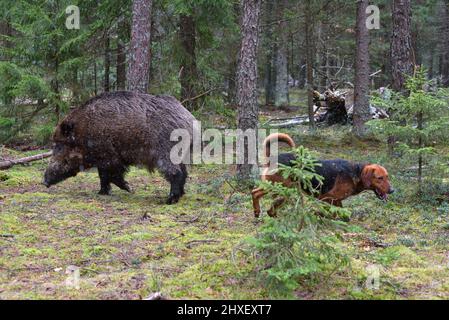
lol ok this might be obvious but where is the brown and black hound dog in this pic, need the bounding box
[252,133,395,218]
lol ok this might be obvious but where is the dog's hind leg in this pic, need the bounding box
[267,197,286,217]
[252,188,266,218]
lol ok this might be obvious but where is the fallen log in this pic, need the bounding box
[0,151,52,170]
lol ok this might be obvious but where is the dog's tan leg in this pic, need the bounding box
[252,188,266,218]
[333,200,343,208]
[267,197,285,217]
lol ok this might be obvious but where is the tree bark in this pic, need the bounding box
[116,19,129,91]
[389,0,414,154]
[127,0,153,93]
[0,20,12,60]
[104,36,110,92]
[263,0,275,106]
[179,14,199,110]
[116,40,126,90]
[274,0,289,107]
[391,0,414,92]
[93,62,97,95]
[236,0,262,181]
[0,20,12,105]
[353,0,371,137]
[441,0,449,86]
[305,0,315,130]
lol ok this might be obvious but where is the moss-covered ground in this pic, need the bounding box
[1,123,449,300]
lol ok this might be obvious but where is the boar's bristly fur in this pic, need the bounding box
[43,91,196,204]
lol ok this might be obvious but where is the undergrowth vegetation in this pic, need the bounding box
[2,125,449,299]
[248,147,350,297]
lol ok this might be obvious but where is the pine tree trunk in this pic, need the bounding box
[227,51,239,106]
[0,20,12,60]
[353,0,371,137]
[389,0,414,155]
[274,0,289,107]
[0,20,12,104]
[263,0,275,106]
[116,40,126,90]
[104,36,110,92]
[127,0,153,93]
[93,62,97,96]
[116,19,128,91]
[417,111,423,191]
[441,0,449,86]
[179,14,199,110]
[226,2,241,106]
[391,0,414,92]
[236,0,262,181]
[305,0,315,130]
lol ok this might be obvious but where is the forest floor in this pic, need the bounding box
[1,108,449,300]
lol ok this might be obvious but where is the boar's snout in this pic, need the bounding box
[43,157,80,187]
[42,179,50,188]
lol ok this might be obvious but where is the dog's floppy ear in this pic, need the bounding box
[361,166,375,188]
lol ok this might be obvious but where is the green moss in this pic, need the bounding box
[1,130,449,300]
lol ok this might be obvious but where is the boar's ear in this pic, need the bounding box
[60,121,76,143]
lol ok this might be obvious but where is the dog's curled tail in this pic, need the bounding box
[264,133,296,159]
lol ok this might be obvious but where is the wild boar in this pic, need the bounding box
[43,91,196,204]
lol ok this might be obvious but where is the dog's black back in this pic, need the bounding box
[277,153,365,194]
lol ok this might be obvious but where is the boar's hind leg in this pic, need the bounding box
[98,167,131,195]
[161,164,187,205]
[111,171,131,193]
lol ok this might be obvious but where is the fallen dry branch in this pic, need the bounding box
[0,234,15,238]
[186,239,219,249]
[0,151,52,170]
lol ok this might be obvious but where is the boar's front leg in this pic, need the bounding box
[98,169,112,195]
[162,164,187,205]
[98,167,131,195]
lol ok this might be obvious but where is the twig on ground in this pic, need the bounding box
[186,239,219,249]
[0,234,15,238]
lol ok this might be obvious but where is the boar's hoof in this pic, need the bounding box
[118,182,132,193]
[98,188,111,196]
[166,194,181,205]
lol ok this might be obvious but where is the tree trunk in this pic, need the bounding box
[274,0,289,107]
[441,0,449,86]
[93,62,97,96]
[104,36,110,92]
[305,0,315,131]
[391,0,414,92]
[0,20,12,104]
[353,0,371,137]
[0,20,12,60]
[116,40,126,90]
[417,111,423,191]
[226,2,241,106]
[236,0,262,181]
[227,54,238,105]
[263,0,275,106]
[127,0,153,93]
[179,14,199,110]
[116,19,128,91]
